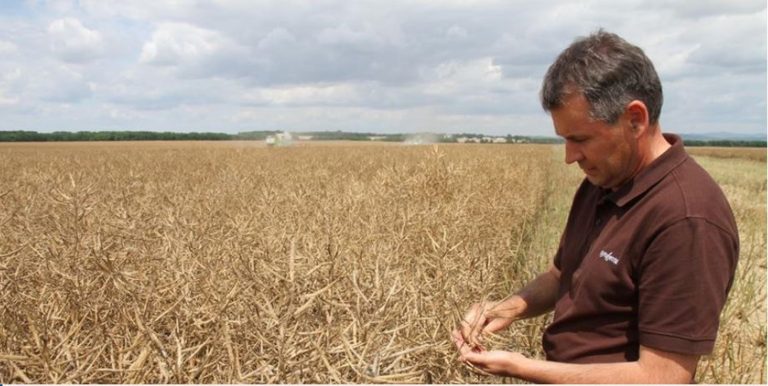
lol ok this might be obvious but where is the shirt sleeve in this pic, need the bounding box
[637,217,739,355]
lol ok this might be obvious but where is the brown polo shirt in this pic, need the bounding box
[543,133,739,363]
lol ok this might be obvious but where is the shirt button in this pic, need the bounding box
[595,218,602,226]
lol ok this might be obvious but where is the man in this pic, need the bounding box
[452,30,739,383]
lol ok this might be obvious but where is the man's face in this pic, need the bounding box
[551,94,639,190]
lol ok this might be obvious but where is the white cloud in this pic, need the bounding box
[316,21,404,47]
[37,67,92,102]
[257,28,297,50]
[685,12,765,71]
[0,0,763,136]
[138,21,254,82]
[0,68,21,107]
[78,0,193,20]
[0,91,19,107]
[47,17,104,63]
[92,68,235,111]
[259,84,359,106]
[422,58,502,94]
[647,0,765,19]
[445,25,468,39]
[0,40,18,54]
[140,22,230,66]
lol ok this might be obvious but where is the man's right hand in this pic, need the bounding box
[456,299,519,350]
[454,264,560,351]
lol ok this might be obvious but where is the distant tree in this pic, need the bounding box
[1,130,764,147]
[684,139,767,148]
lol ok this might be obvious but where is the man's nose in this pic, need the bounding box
[564,141,583,164]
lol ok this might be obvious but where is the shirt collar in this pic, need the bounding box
[603,133,689,208]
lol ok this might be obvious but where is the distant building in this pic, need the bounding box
[297,135,313,141]
[493,137,507,143]
[368,136,386,141]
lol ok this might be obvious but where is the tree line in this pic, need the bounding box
[679,139,767,148]
[0,131,231,141]
[0,130,764,147]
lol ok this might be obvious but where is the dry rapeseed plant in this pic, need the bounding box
[0,141,764,384]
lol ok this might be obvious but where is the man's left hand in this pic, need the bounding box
[451,329,526,377]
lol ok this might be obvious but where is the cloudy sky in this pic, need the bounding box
[0,0,765,136]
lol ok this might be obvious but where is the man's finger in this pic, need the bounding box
[459,310,483,348]
[464,304,485,346]
[451,329,465,350]
[459,346,491,371]
[460,348,480,362]
[453,330,487,355]
[467,305,489,348]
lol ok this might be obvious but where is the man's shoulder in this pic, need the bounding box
[656,156,737,235]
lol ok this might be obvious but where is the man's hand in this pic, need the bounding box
[455,300,511,349]
[452,329,526,377]
[453,264,560,350]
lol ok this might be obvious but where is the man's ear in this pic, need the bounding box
[625,100,650,137]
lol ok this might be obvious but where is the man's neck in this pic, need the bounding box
[610,126,671,192]
[648,127,672,162]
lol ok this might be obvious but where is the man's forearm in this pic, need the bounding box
[492,265,560,320]
[456,340,698,383]
[514,355,648,384]
[503,345,699,384]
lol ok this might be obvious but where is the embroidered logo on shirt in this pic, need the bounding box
[599,250,619,265]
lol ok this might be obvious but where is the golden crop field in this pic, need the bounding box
[0,141,765,383]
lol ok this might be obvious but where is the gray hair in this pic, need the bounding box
[540,29,663,125]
